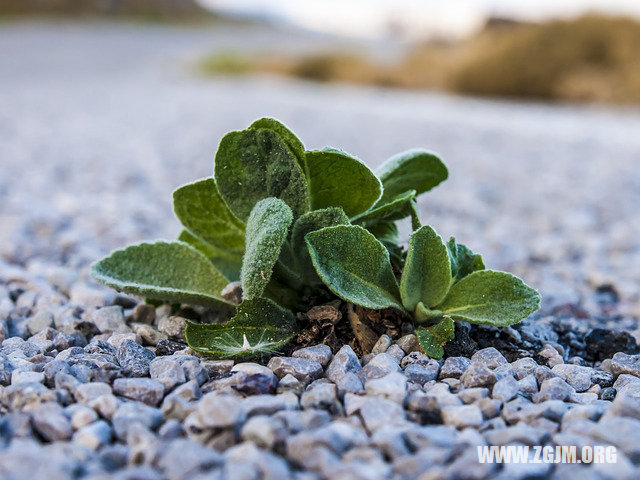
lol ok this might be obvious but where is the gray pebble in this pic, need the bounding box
[292,344,333,367]
[116,339,155,377]
[113,378,164,406]
[268,357,323,385]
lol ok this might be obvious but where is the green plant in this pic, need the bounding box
[92,118,540,359]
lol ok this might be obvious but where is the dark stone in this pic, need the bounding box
[116,339,154,377]
[155,339,185,356]
[585,328,639,362]
[232,373,278,396]
[591,369,614,388]
[601,387,617,401]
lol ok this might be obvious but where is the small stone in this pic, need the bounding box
[585,328,639,362]
[485,424,548,446]
[27,310,54,335]
[335,371,364,396]
[150,357,186,391]
[74,382,112,404]
[240,393,298,417]
[116,339,154,377]
[396,334,420,354]
[551,364,593,392]
[90,306,126,334]
[359,397,406,433]
[511,357,538,380]
[459,387,489,404]
[607,394,640,419]
[537,344,564,368]
[130,323,166,346]
[157,316,187,342]
[72,420,112,450]
[492,375,520,402]
[610,352,640,377]
[277,374,303,395]
[590,369,614,388]
[220,281,243,304]
[132,303,155,325]
[359,353,400,381]
[518,374,539,396]
[371,334,392,354]
[365,372,407,404]
[471,347,508,369]
[113,378,164,406]
[11,370,44,385]
[112,402,163,440]
[201,359,234,378]
[300,382,341,413]
[534,377,575,403]
[108,333,141,349]
[240,415,287,450]
[601,387,617,401]
[441,405,483,428]
[325,345,361,384]
[439,357,471,379]
[70,405,98,430]
[31,403,72,441]
[534,365,556,385]
[197,393,246,428]
[404,363,438,385]
[268,357,323,384]
[460,362,497,388]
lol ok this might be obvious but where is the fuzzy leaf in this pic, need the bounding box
[178,230,242,281]
[353,190,417,225]
[366,222,403,267]
[291,207,350,283]
[376,149,448,204]
[249,117,306,174]
[305,225,403,310]
[214,128,309,221]
[305,149,381,217]
[185,297,296,359]
[91,241,234,309]
[436,270,541,326]
[241,198,293,300]
[447,237,485,283]
[400,226,452,312]
[173,178,245,256]
[416,317,455,359]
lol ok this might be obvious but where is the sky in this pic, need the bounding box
[200,0,640,39]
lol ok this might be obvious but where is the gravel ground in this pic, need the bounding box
[2,22,640,479]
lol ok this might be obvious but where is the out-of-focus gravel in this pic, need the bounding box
[1,21,640,480]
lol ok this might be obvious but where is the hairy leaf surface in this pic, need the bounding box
[185,297,296,359]
[249,117,306,174]
[353,190,417,225]
[173,178,245,255]
[376,149,448,203]
[436,270,540,326]
[306,225,403,310]
[214,128,309,220]
[241,198,293,300]
[91,241,233,309]
[416,317,455,359]
[447,237,485,283]
[400,226,452,311]
[305,149,381,217]
[291,207,350,283]
[178,230,242,281]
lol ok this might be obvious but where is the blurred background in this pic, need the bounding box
[1,0,639,317]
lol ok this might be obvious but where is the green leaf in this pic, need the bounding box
[305,225,403,310]
[249,117,306,174]
[447,237,485,283]
[214,128,310,221]
[436,270,541,326]
[400,226,452,312]
[366,222,403,268]
[91,241,234,309]
[416,317,455,360]
[290,207,350,283]
[376,149,448,204]
[305,149,381,217]
[241,198,293,300]
[173,178,245,256]
[185,297,296,359]
[178,230,242,282]
[352,190,417,225]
